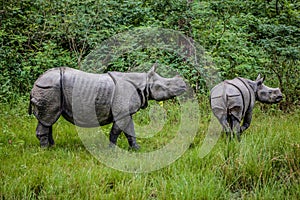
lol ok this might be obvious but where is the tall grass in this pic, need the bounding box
[0,101,299,199]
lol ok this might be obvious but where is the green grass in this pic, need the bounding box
[0,101,299,199]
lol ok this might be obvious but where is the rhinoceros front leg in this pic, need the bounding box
[123,119,140,150]
[124,116,140,150]
[240,111,252,133]
[36,122,54,147]
[112,116,140,150]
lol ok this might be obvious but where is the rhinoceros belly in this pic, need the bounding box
[61,69,115,127]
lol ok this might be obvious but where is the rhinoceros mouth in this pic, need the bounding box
[172,88,186,97]
[178,87,187,93]
[275,96,283,102]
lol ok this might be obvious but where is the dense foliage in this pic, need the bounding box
[1,0,299,109]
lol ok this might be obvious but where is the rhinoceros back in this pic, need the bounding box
[61,68,115,127]
[30,67,115,127]
[210,78,255,122]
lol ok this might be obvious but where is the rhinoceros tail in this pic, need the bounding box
[28,95,32,115]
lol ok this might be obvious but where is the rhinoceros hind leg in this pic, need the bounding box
[48,126,55,146]
[229,115,241,141]
[112,117,140,150]
[109,122,122,148]
[218,115,231,137]
[36,122,54,148]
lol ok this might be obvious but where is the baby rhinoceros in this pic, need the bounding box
[210,74,283,141]
[29,65,187,149]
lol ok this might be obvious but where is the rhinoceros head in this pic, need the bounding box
[147,65,187,101]
[255,74,283,104]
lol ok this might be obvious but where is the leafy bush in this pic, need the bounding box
[1,0,299,110]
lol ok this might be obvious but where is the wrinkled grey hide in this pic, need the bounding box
[29,65,186,149]
[210,74,283,141]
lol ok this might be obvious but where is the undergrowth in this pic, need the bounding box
[0,101,299,199]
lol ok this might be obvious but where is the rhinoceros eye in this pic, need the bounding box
[260,91,266,96]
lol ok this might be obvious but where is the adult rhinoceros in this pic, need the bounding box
[210,74,283,141]
[29,65,187,149]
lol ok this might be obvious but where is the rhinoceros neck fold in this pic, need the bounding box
[236,77,254,111]
[224,78,255,118]
[125,73,149,109]
[244,79,258,100]
[108,72,149,110]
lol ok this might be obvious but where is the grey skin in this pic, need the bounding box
[29,65,187,149]
[210,74,283,141]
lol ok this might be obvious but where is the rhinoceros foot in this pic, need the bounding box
[36,122,55,148]
[108,142,140,151]
[39,136,55,148]
[128,143,140,151]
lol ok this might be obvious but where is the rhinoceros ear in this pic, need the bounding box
[147,62,158,82]
[108,72,143,122]
[256,74,265,86]
[148,62,158,74]
[256,74,261,81]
